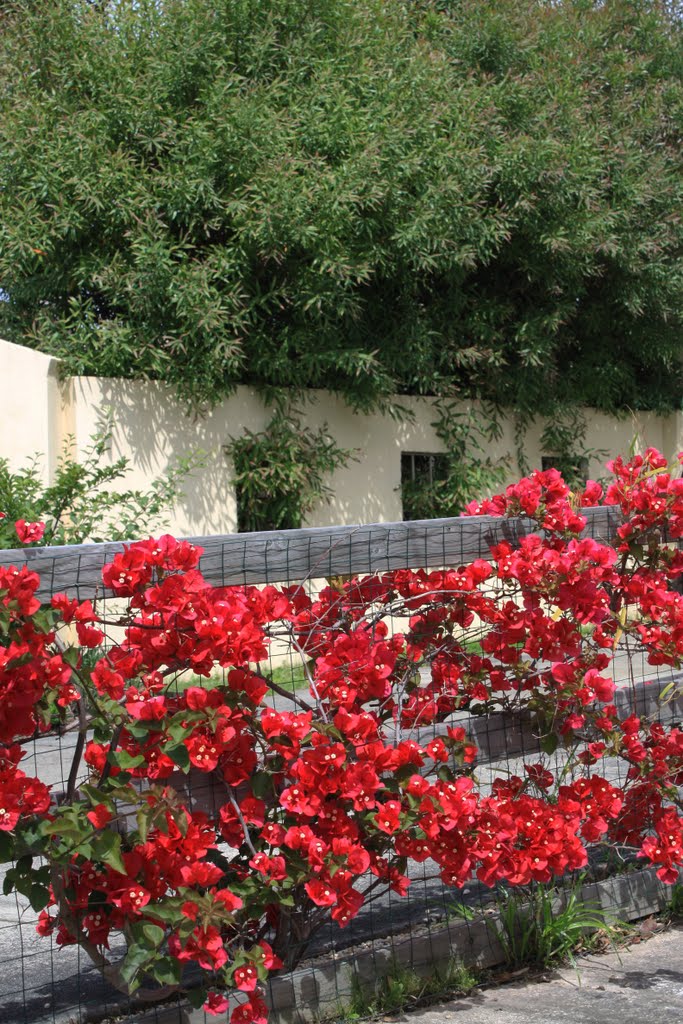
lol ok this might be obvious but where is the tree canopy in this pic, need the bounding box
[0,0,681,416]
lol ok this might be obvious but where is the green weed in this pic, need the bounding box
[339,956,479,1021]
[493,883,610,970]
[445,898,476,922]
[667,883,683,920]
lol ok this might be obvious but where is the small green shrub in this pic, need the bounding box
[226,404,353,533]
[494,883,609,970]
[0,428,201,547]
[667,883,683,920]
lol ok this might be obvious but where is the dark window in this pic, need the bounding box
[400,451,449,521]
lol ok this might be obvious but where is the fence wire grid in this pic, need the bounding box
[1,512,681,1024]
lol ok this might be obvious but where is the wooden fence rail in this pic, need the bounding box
[0,506,624,601]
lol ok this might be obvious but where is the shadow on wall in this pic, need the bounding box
[82,381,445,535]
[88,379,261,536]
[73,377,673,538]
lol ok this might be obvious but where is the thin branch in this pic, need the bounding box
[98,723,123,786]
[65,696,89,803]
[224,783,258,857]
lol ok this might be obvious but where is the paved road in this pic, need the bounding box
[409,926,683,1024]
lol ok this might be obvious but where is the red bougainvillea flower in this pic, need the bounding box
[2,448,683,1024]
[231,996,268,1024]
[204,992,230,1016]
[233,964,259,992]
[86,804,112,829]
[15,520,46,544]
[256,942,283,970]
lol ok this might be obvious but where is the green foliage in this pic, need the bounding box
[344,956,479,1020]
[510,407,608,487]
[667,882,683,920]
[445,898,476,922]
[226,403,353,531]
[0,0,681,419]
[0,429,198,547]
[494,882,610,969]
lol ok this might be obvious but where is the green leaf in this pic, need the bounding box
[186,987,208,1009]
[111,750,145,770]
[34,865,51,886]
[136,807,150,845]
[153,957,183,986]
[28,884,51,912]
[164,743,190,770]
[167,718,193,743]
[658,682,675,703]
[250,771,273,800]
[145,903,183,925]
[119,943,152,992]
[72,841,95,860]
[92,831,127,874]
[125,720,157,740]
[540,733,559,756]
[61,646,81,667]
[43,819,83,841]
[32,609,56,634]
[14,875,35,900]
[142,922,165,946]
[77,783,103,805]
[0,833,15,863]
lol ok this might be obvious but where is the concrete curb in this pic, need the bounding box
[132,866,676,1024]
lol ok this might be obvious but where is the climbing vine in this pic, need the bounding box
[225,403,354,532]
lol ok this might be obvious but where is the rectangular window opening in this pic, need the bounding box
[400,451,449,521]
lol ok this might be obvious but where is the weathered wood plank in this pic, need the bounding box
[0,505,623,600]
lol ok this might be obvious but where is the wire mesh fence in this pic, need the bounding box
[1,509,681,1024]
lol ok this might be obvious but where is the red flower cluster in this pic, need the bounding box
[2,454,683,1019]
[0,744,50,830]
[14,520,46,545]
[0,565,79,741]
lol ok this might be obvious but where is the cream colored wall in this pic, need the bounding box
[66,376,265,536]
[1,338,679,537]
[65,380,449,533]
[0,337,65,483]
[522,409,672,480]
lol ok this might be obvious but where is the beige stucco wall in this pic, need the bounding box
[0,337,65,483]
[65,377,451,534]
[2,337,680,537]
